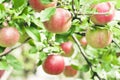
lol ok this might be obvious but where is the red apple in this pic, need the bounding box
[0,27,20,47]
[42,54,65,75]
[29,0,57,12]
[0,70,5,78]
[60,41,74,57]
[44,8,72,34]
[90,1,115,25]
[80,36,87,47]
[63,65,77,77]
[86,29,112,48]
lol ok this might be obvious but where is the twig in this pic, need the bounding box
[78,12,110,15]
[112,40,120,49]
[71,0,82,22]
[0,37,31,57]
[72,34,102,80]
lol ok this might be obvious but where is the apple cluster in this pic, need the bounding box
[29,0,115,49]
[28,0,116,77]
[29,0,72,34]
[86,1,115,48]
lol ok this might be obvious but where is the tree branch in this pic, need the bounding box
[72,34,102,80]
[112,40,120,49]
[0,37,31,57]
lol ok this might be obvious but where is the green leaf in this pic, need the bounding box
[39,52,47,61]
[29,46,38,54]
[0,47,5,53]
[102,63,112,72]
[40,7,56,22]
[80,64,90,72]
[25,27,41,41]
[12,0,27,11]
[0,60,10,70]
[0,4,5,11]
[116,0,120,9]
[31,17,45,29]
[6,55,23,70]
[41,0,52,4]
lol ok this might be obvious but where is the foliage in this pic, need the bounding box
[0,0,120,80]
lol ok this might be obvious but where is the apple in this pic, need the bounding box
[29,0,57,12]
[60,41,74,57]
[0,70,5,78]
[0,27,20,47]
[44,8,72,34]
[80,36,87,47]
[63,65,77,77]
[42,54,65,75]
[90,1,115,25]
[86,29,112,48]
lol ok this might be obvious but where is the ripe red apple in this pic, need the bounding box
[60,41,74,57]
[86,29,112,48]
[42,54,65,75]
[80,36,87,47]
[90,1,115,25]
[0,70,5,78]
[44,8,72,34]
[29,0,57,12]
[63,65,77,77]
[0,27,20,47]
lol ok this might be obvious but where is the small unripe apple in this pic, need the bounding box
[0,27,20,47]
[63,65,77,77]
[90,1,115,25]
[42,54,65,75]
[0,70,5,78]
[44,8,72,34]
[60,41,74,57]
[86,29,112,48]
[29,0,57,12]
[80,36,87,47]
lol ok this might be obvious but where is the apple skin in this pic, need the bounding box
[63,65,77,77]
[29,0,57,12]
[60,41,74,57]
[0,27,20,47]
[42,54,65,75]
[86,29,112,48]
[0,70,5,78]
[44,8,72,34]
[80,36,87,47]
[90,1,115,25]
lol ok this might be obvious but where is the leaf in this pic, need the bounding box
[25,27,41,41]
[29,46,38,54]
[40,7,56,22]
[12,0,25,9]
[41,0,52,4]
[0,60,10,70]
[0,47,5,53]
[0,4,5,11]
[39,52,47,61]
[102,63,112,72]
[116,0,120,9]
[80,64,90,72]
[6,54,23,70]
[31,17,45,29]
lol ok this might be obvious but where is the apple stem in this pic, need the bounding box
[0,37,31,57]
[72,34,103,80]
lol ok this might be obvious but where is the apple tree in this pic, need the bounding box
[0,0,120,80]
